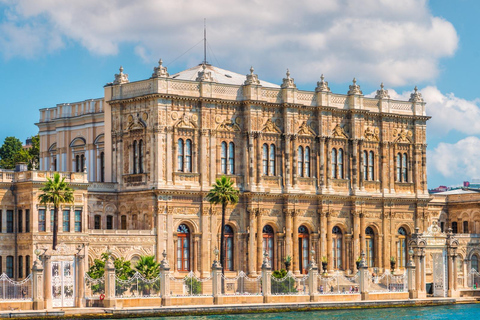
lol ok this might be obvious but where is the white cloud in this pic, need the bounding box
[0,0,457,85]
[428,136,480,180]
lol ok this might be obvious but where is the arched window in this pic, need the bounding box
[224,225,234,271]
[331,148,337,179]
[472,255,479,272]
[6,256,13,278]
[262,144,268,175]
[263,225,275,266]
[185,139,192,172]
[177,224,190,271]
[120,215,127,230]
[132,214,138,229]
[365,227,375,267]
[298,146,304,177]
[368,151,374,180]
[106,215,113,230]
[463,221,469,234]
[338,148,344,179]
[363,150,368,181]
[139,140,144,173]
[25,255,30,277]
[332,226,343,270]
[269,144,276,175]
[100,152,105,182]
[402,153,408,182]
[177,139,184,172]
[298,225,309,274]
[221,142,227,174]
[18,255,23,278]
[133,140,138,174]
[94,215,101,230]
[305,147,311,177]
[228,142,235,174]
[397,227,407,268]
[396,153,401,182]
[452,222,458,234]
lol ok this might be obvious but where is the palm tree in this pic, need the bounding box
[206,176,239,275]
[135,255,161,295]
[38,172,74,250]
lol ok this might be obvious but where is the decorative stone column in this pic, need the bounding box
[419,248,426,298]
[407,251,417,299]
[256,209,263,272]
[159,250,171,306]
[104,254,116,308]
[32,254,44,310]
[352,210,360,271]
[307,250,319,302]
[326,211,332,272]
[292,209,300,275]
[285,209,292,270]
[43,255,52,309]
[248,208,256,276]
[261,252,272,303]
[359,251,369,301]
[212,253,223,305]
[75,254,85,307]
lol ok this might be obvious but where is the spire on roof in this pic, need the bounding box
[113,66,129,85]
[315,74,330,92]
[409,86,424,103]
[245,66,260,85]
[152,58,169,78]
[375,82,390,99]
[281,69,296,89]
[348,77,362,95]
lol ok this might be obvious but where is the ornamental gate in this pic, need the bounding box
[51,257,75,307]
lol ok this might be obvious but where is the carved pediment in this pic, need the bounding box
[364,127,379,141]
[174,115,197,129]
[262,119,282,133]
[297,121,316,136]
[393,128,412,143]
[217,119,241,132]
[332,124,348,139]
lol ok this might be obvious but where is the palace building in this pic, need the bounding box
[3,58,478,289]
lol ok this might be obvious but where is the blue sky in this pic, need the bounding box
[0,0,479,188]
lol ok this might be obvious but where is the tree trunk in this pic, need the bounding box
[220,202,226,274]
[53,205,58,250]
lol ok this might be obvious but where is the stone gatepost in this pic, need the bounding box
[43,255,52,309]
[159,250,171,306]
[261,252,272,303]
[407,252,417,299]
[104,255,116,308]
[212,258,223,305]
[76,254,85,307]
[359,251,369,300]
[307,250,319,302]
[32,254,44,310]
[447,231,459,298]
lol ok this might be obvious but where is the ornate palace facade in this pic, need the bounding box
[5,60,461,284]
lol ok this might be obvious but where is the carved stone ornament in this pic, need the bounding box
[364,127,380,141]
[113,66,129,85]
[281,69,296,89]
[393,128,413,143]
[262,118,282,133]
[297,121,316,136]
[196,64,214,82]
[332,124,348,139]
[347,78,362,95]
[409,86,424,103]
[175,114,197,129]
[244,66,261,85]
[217,119,241,132]
[375,83,390,99]
[315,74,330,92]
[152,58,169,78]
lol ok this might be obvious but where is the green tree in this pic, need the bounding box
[135,255,161,295]
[271,269,297,294]
[27,135,40,170]
[87,253,136,295]
[206,176,239,275]
[0,136,22,169]
[38,173,74,250]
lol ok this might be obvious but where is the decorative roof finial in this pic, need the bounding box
[316,73,330,92]
[348,77,362,95]
[375,82,390,99]
[245,66,260,85]
[196,64,214,82]
[281,68,296,89]
[152,58,169,78]
[113,66,129,85]
[409,86,424,103]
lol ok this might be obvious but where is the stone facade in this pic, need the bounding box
[3,61,453,284]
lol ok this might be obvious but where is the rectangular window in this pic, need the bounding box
[6,210,13,233]
[463,221,469,234]
[18,210,23,233]
[106,215,113,230]
[6,256,13,278]
[63,210,70,232]
[94,215,101,230]
[25,210,30,233]
[18,256,23,278]
[25,256,30,276]
[74,210,82,232]
[38,209,46,232]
